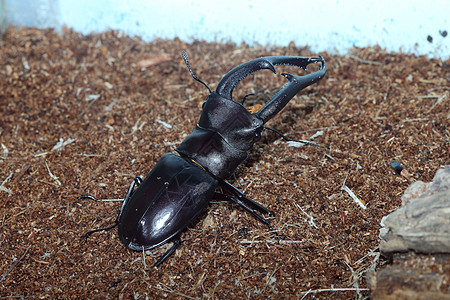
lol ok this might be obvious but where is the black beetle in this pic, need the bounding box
[80,51,326,266]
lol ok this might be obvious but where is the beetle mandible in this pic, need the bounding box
[80,51,326,267]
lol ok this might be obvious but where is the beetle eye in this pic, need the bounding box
[254,130,263,141]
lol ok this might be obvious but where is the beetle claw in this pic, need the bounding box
[215,58,276,101]
[215,55,326,123]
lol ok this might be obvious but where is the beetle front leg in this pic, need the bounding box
[116,176,142,221]
[79,176,142,240]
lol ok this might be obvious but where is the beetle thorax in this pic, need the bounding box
[175,92,264,179]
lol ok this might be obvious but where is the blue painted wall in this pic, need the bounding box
[1,0,449,59]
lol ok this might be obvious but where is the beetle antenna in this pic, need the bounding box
[264,126,319,146]
[182,50,212,93]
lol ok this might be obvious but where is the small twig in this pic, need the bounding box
[427,86,450,93]
[238,271,266,281]
[294,125,337,134]
[294,203,318,228]
[383,77,391,102]
[11,163,31,185]
[142,247,147,269]
[260,266,281,294]
[417,95,442,98]
[342,185,366,210]
[309,130,324,140]
[76,153,104,157]
[299,287,369,298]
[402,118,429,123]
[240,239,305,244]
[152,283,196,299]
[429,93,447,111]
[38,179,61,187]
[1,245,31,281]
[132,117,146,133]
[354,247,379,265]
[299,253,312,275]
[130,257,143,265]
[156,119,172,129]
[341,113,361,123]
[33,152,48,157]
[348,55,382,65]
[80,93,101,116]
[0,172,14,195]
[345,261,363,298]
[44,160,61,186]
[101,198,124,202]
[51,137,76,151]
[341,172,366,210]
[324,153,335,163]
[1,143,8,156]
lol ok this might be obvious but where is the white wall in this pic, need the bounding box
[2,0,449,59]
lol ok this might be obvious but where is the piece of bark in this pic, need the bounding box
[370,166,450,299]
[380,166,450,255]
[369,252,450,300]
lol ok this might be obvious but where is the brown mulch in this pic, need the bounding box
[0,27,448,299]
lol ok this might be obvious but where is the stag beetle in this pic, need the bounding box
[80,51,326,266]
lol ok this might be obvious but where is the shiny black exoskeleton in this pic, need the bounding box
[80,52,326,266]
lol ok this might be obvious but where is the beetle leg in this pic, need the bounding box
[217,180,275,226]
[116,176,142,222]
[219,180,273,215]
[153,237,181,267]
[80,176,142,241]
[78,194,98,201]
[215,192,272,229]
[81,222,118,240]
[264,126,319,147]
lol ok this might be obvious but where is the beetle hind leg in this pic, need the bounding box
[215,192,272,229]
[217,180,274,228]
[154,237,181,267]
[220,180,273,215]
